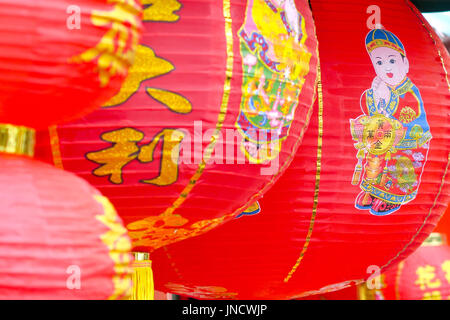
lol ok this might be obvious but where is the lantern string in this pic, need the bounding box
[284,62,324,283]
[0,123,35,157]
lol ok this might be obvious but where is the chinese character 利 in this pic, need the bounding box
[87,128,186,187]
[87,128,144,184]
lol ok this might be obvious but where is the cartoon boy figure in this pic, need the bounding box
[350,29,431,216]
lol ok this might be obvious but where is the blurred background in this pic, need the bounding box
[413,0,450,52]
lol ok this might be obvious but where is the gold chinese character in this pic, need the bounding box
[71,0,142,87]
[103,45,192,114]
[87,128,144,184]
[104,45,173,107]
[422,291,442,300]
[138,129,185,186]
[415,265,442,290]
[142,0,182,22]
[146,88,192,114]
[87,128,185,186]
[95,195,133,299]
[442,260,450,284]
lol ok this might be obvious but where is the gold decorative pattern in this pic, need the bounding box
[165,283,238,300]
[95,195,133,300]
[127,213,231,250]
[70,0,142,87]
[292,279,365,299]
[103,45,175,108]
[0,124,35,156]
[380,153,450,272]
[399,106,417,124]
[142,0,182,22]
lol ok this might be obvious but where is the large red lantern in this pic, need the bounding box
[149,0,450,299]
[36,0,319,252]
[0,154,133,300]
[0,0,142,128]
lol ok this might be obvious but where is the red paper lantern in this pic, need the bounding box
[0,154,133,300]
[353,233,450,300]
[149,0,450,299]
[0,0,142,128]
[35,0,319,251]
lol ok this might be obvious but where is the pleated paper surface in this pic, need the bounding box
[149,0,450,299]
[36,0,319,251]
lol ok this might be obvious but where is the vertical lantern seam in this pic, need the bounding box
[284,62,324,283]
[48,125,64,170]
[162,245,184,284]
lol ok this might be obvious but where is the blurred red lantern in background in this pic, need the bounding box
[148,0,450,299]
[36,0,319,252]
[373,233,450,300]
[0,154,133,300]
[0,0,144,300]
[0,0,142,128]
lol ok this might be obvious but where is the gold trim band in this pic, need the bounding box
[133,252,150,261]
[0,124,35,157]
